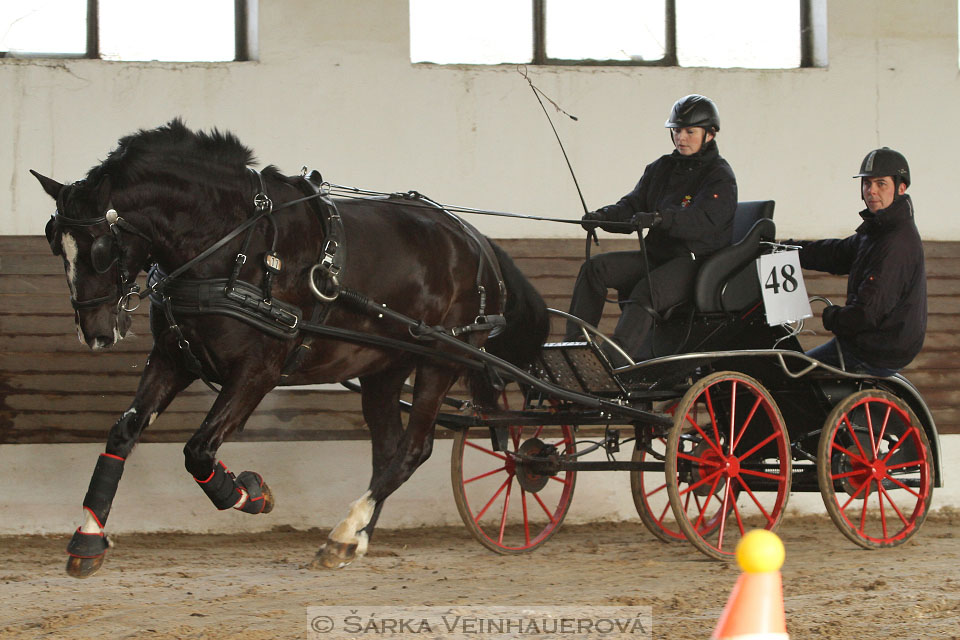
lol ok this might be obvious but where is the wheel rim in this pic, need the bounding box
[632,436,686,542]
[667,372,791,560]
[452,421,576,553]
[631,401,692,543]
[820,392,933,547]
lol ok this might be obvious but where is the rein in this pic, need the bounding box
[315,182,639,231]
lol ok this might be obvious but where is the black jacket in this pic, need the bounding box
[795,195,926,369]
[598,140,737,258]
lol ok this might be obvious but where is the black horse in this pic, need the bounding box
[33,119,548,577]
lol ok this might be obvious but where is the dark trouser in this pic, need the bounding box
[565,250,699,362]
[805,338,898,377]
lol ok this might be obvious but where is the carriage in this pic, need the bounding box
[34,122,939,576]
[436,199,940,561]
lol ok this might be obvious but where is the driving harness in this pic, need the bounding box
[57,168,508,388]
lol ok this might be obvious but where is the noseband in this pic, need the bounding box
[50,209,152,312]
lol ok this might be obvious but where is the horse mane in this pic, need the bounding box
[86,118,258,191]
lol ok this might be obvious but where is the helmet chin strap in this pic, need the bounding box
[888,179,907,205]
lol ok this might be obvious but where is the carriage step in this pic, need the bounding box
[537,342,624,395]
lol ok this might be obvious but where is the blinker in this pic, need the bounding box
[91,234,118,273]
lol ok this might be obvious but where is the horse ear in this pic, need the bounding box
[30,170,64,200]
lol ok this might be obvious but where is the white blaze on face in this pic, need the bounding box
[61,232,80,298]
[60,232,86,343]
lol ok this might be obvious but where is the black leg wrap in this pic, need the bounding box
[66,528,110,558]
[82,453,125,528]
[194,461,242,510]
[235,471,267,514]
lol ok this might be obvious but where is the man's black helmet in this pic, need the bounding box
[665,94,720,132]
[854,147,910,188]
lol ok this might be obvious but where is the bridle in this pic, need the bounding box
[50,169,337,316]
[48,209,152,312]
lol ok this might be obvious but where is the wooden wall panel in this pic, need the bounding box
[2,236,958,443]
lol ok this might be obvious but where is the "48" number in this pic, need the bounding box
[764,263,798,294]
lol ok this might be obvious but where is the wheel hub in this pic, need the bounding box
[833,452,873,497]
[723,455,741,476]
[690,440,726,497]
[513,438,552,493]
[869,459,887,481]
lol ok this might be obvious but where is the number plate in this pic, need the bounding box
[756,250,812,326]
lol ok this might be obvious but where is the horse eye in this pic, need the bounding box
[90,235,118,273]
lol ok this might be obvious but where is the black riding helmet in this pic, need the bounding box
[854,147,910,190]
[664,94,721,133]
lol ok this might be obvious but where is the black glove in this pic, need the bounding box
[580,210,606,232]
[822,304,841,332]
[630,211,661,230]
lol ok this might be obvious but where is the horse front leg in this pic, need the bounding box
[312,363,455,569]
[67,347,195,578]
[183,367,279,517]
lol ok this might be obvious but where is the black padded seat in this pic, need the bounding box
[694,200,776,313]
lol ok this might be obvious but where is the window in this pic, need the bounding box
[411,0,823,69]
[0,0,256,61]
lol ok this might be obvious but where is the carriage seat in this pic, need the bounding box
[693,200,776,313]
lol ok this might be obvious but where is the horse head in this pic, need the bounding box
[32,170,152,349]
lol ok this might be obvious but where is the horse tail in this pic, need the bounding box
[467,240,549,408]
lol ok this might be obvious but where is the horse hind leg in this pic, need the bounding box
[312,363,454,569]
[309,367,407,569]
[312,490,378,569]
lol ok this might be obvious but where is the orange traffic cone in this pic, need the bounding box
[711,529,789,640]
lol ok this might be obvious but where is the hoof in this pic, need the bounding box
[66,553,105,579]
[235,471,275,515]
[309,541,358,570]
[260,481,275,514]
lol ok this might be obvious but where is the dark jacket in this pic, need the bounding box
[598,139,737,259]
[795,195,926,370]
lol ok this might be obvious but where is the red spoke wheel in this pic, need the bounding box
[666,372,792,561]
[451,419,576,554]
[630,402,686,543]
[818,390,934,549]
